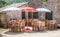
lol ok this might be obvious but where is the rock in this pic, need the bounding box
[46,0,60,24]
[28,0,44,8]
[0,34,3,37]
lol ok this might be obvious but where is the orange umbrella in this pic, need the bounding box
[21,7,36,19]
[21,7,36,12]
[21,7,37,27]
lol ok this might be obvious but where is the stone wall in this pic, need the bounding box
[28,0,44,8]
[28,0,60,23]
[46,0,60,23]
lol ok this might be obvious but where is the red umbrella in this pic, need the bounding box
[21,7,36,12]
[21,7,37,27]
[20,7,37,19]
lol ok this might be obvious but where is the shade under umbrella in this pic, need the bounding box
[3,7,20,12]
[36,8,51,12]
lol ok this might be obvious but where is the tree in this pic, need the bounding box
[0,0,29,8]
[42,0,48,7]
[0,0,8,8]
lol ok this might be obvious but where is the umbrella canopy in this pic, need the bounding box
[2,7,22,20]
[3,7,20,12]
[21,7,36,12]
[36,8,51,12]
[20,7,36,19]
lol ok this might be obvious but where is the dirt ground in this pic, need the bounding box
[0,28,60,37]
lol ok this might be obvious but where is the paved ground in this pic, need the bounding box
[0,28,9,34]
[1,29,60,37]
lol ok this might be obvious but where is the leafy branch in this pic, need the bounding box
[42,0,48,7]
[0,0,8,8]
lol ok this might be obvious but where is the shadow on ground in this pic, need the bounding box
[25,30,47,33]
[4,30,48,35]
[4,31,24,35]
[4,29,60,35]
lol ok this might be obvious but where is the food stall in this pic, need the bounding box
[2,7,23,32]
[36,8,57,30]
[2,7,58,32]
[21,7,46,31]
[21,7,37,31]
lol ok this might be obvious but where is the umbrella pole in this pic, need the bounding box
[20,11,22,20]
[38,12,40,20]
[32,13,33,19]
[25,12,28,26]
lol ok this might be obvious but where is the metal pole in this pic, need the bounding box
[38,12,40,20]
[32,12,33,19]
[25,12,28,26]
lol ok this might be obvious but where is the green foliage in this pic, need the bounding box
[0,0,8,8]
[14,0,29,3]
[0,0,29,8]
[5,0,10,4]
[42,0,48,7]
[44,0,48,2]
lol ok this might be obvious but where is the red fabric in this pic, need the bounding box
[25,27,30,30]
[21,7,36,12]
